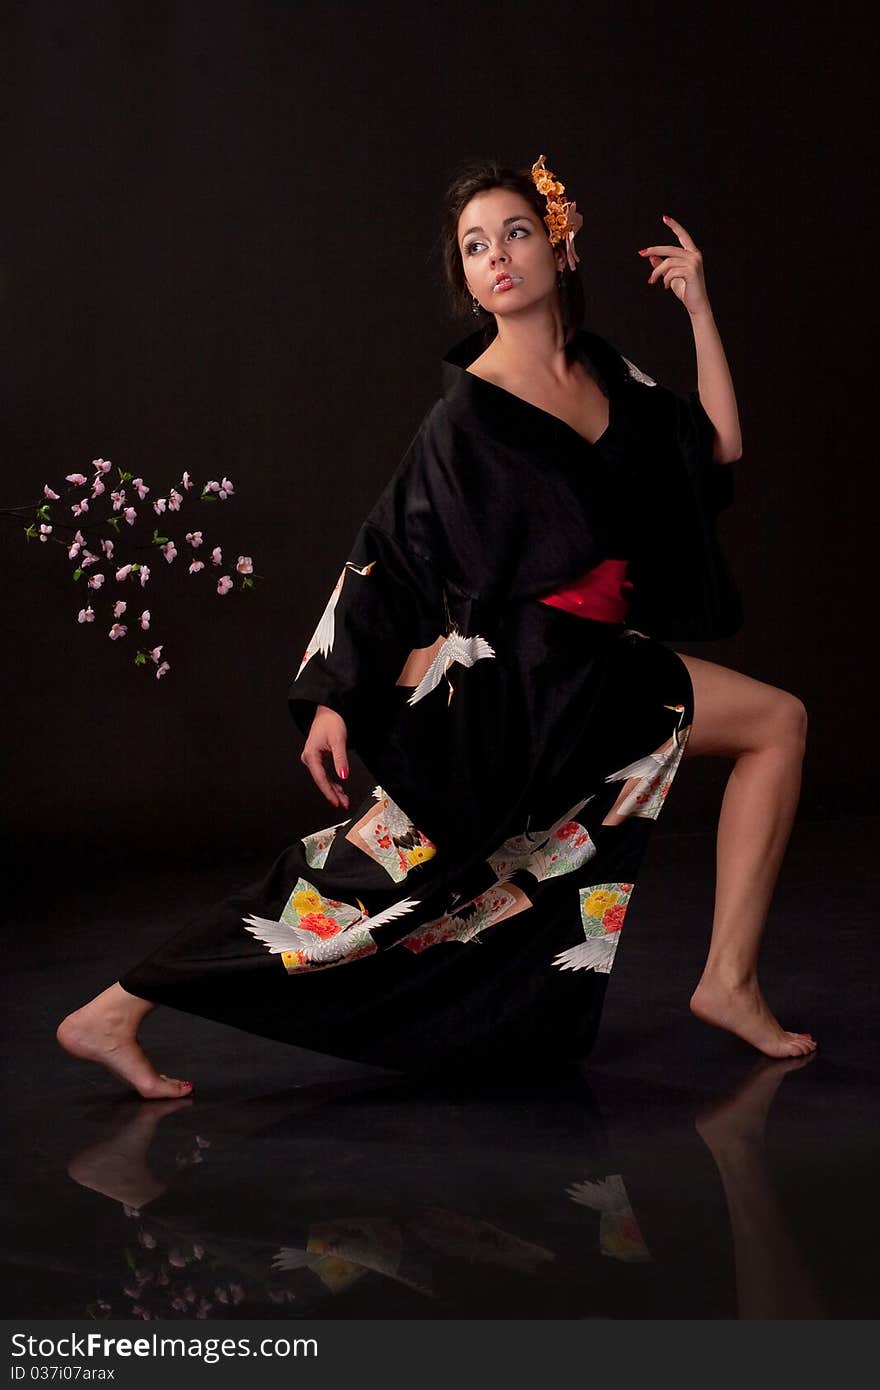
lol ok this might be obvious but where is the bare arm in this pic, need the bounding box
[641,214,743,465]
[690,306,744,464]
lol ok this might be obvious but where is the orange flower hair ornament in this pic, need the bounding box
[530,153,584,272]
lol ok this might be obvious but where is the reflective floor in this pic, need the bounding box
[3,818,878,1319]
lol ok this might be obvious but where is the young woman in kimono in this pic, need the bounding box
[57,155,816,1097]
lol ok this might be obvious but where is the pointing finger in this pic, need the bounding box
[661,213,698,250]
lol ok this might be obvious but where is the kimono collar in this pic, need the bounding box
[439,325,629,452]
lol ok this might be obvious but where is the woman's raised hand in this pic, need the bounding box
[638,214,710,316]
[300,705,350,810]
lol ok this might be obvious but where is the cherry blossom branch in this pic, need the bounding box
[9,458,259,680]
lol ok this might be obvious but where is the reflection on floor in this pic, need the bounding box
[3,817,878,1319]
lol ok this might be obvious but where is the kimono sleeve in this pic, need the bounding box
[618,370,744,642]
[669,387,736,515]
[287,519,445,758]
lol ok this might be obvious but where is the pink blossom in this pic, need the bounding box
[211,546,222,565]
[153,497,167,515]
[109,623,127,640]
[214,1287,229,1304]
[92,459,112,475]
[80,550,99,567]
[124,507,137,525]
[39,524,52,542]
[113,600,127,619]
[100,538,114,558]
[188,560,205,574]
[181,471,194,490]
[185,530,203,548]
[161,541,177,563]
[137,1230,157,1249]
[192,1241,206,1257]
[87,573,105,589]
[91,477,105,498]
[156,661,171,679]
[65,472,87,486]
[77,606,95,623]
[204,480,221,494]
[71,499,89,516]
[139,610,150,630]
[229,1283,244,1304]
[235,555,253,574]
[43,484,60,500]
[217,575,233,595]
[195,1136,210,1148]
[149,645,163,662]
[218,476,235,499]
[167,1249,186,1269]
[168,488,183,511]
[115,564,133,581]
[68,540,82,559]
[171,1297,188,1313]
[131,477,149,499]
[139,564,150,587]
[110,489,125,511]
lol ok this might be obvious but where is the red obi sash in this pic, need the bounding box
[538,557,633,624]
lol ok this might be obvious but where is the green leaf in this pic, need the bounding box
[23,524,37,540]
[107,516,120,532]
[241,576,254,590]
[200,493,218,503]
[134,652,146,666]
[72,568,83,581]
[37,503,52,520]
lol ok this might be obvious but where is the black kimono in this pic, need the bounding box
[120,326,742,1074]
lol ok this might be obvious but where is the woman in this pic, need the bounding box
[57,155,815,1098]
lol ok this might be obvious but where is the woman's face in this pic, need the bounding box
[457,187,564,318]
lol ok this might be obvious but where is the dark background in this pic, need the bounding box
[2,0,875,881]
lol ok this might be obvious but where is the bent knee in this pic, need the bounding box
[764,690,808,750]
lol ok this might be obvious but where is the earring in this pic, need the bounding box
[471,295,482,316]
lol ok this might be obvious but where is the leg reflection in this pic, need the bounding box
[694,1055,829,1319]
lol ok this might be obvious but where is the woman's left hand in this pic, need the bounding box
[639,215,710,315]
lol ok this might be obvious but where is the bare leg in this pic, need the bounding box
[56,983,194,1098]
[674,653,816,1058]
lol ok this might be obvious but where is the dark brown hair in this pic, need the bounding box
[439,157,586,349]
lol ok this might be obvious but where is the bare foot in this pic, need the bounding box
[57,986,193,1099]
[689,974,817,1059]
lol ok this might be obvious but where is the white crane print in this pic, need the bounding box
[601,702,691,824]
[621,355,657,387]
[241,893,420,965]
[407,626,496,706]
[295,559,376,679]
